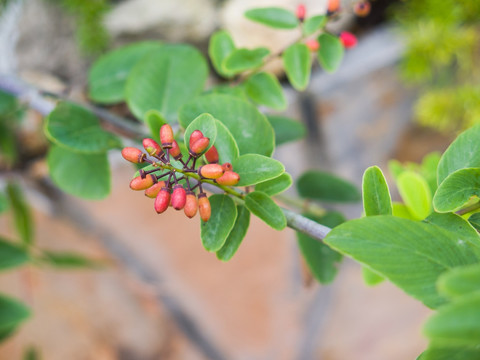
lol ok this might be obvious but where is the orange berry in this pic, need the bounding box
[160,124,174,148]
[199,164,224,179]
[216,171,240,186]
[205,145,219,163]
[121,147,145,164]
[221,163,233,172]
[144,181,165,198]
[305,39,320,52]
[170,140,182,160]
[190,137,210,157]
[171,185,187,210]
[327,0,340,14]
[130,174,157,191]
[189,130,204,149]
[142,138,163,157]
[184,192,198,218]
[154,187,170,214]
[354,1,370,17]
[198,193,211,222]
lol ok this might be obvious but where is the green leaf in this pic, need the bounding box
[144,110,166,142]
[208,31,236,78]
[183,113,217,153]
[324,215,478,308]
[125,44,208,123]
[362,267,385,286]
[420,347,480,360]
[0,90,17,116]
[47,145,111,200]
[0,294,30,339]
[421,152,441,194]
[233,154,285,186]
[437,263,480,299]
[213,120,239,164]
[297,211,344,284]
[388,159,406,180]
[179,94,275,156]
[44,102,122,153]
[0,122,17,166]
[424,292,480,347]
[303,15,327,36]
[282,43,311,91]
[204,84,248,100]
[245,191,286,230]
[317,33,344,73]
[223,47,270,74]
[216,205,251,261]
[0,192,8,214]
[397,171,432,220]
[23,347,40,360]
[297,170,361,203]
[266,115,306,145]
[88,41,162,104]
[245,72,286,110]
[433,168,480,213]
[468,213,480,231]
[201,195,237,252]
[0,237,29,270]
[6,183,33,246]
[255,173,292,196]
[392,202,416,220]
[362,166,393,216]
[244,7,299,29]
[41,251,103,269]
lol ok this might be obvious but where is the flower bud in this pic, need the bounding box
[170,140,182,160]
[190,137,210,157]
[171,185,187,210]
[154,187,171,214]
[198,193,211,222]
[160,124,174,148]
[199,164,224,179]
[142,138,163,157]
[130,174,157,191]
[121,147,145,164]
[296,4,306,21]
[327,0,340,15]
[354,1,370,17]
[340,31,357,49]
[205,145,219,163]
[184,191,198,218]
[221,162,232,172]
[189,130,204,149]
[145,181,166,198]
[216,171,240,186]
[305,39,320,52]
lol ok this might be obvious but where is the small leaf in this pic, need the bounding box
[44,102,122,153]
[245,72,286,110]
[208,31,236,78]
[245,191,286,230]
[201,195,237,252]
[216,205,250,261]
[303,15,327,36]
[297,170,361,203]
[362,267,385,286]
[6,183,33,246]
[144,110,167,142]
[0,294,30,339]
[244,7,299,29]
[47,145,111,200]
[183,113,217,153]
[88,41,162,104]
[468,213,480,231]
[282,43,311,91]
[125,44,208,123]
[317,33,344,73]
[41,251,103,269]
[421,152,441,194]
[233,154,285,186]
[392,202,416,220]
[388,159,405,180]
[266,115,306,145]
[362,166,393,216]
[433,168,480,213]
[204,84,248,100]
[437,263,480,299]
[213,120,239,164]
[223,47,270,74]
[255,173,292,196]
[0,237,29,270]
[397,171,432,220]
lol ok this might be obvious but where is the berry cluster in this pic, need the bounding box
[121,124,240,222]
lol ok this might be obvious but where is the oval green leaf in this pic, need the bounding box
[233,154,284,186]
[433,168,480,213]
[317,33,344,73]
[282,43,311,91]
[47,145,111,200]
[0,294,30,337]
[88,41,162,104]
[216,205,251,261]
[201,194,237,252]
[222,47,270,74]
[45,102,122,153]
[266,115,306,145]
[362,166,393,216]
[245,72,286,110]
[437,263,480,299]
[144,110,167,142]
[255,172,292,196]
[303,15,327,36]
[183,113,217,153]
[297,170,361,203]
[392,202,416,220]
[179,94,275,156]
[0,237,29,271]
[468,212,480,231]
[125,44,208,123]
[213,120,239,164]
[397,171,432,220]
[208,30,236,78]
[245,191,286,230]
[244,7,299,29]
[6,183,33,246]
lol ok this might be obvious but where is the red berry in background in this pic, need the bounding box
[121,147,145,164]
[296,4,306,21]
[130,174,157,191]
[205,145,219,163]
[170,140,182,160]
[354,1,370,17]
[216,171,240,186]
[189,130,204,149]
[305,39,320,52]
[198,193,211,222]
[190,137,210,157]
[142,138,163,157]
[327,0,340,14]
[340,31,357,49]
[184,191,198,218]
[160,124,174,148]
[171,185,187,210]
[145,181,166,198]
[221,163,233,172]
[199,164,224,179]
[154,187,171,214]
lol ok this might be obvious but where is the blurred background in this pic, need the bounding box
[0,0,478,359]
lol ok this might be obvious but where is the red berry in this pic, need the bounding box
[327,0,340,14]
[296,4,306,21]
[160,124,174,148]
[121,147,145,164]
[189,130,204,150]
[170,140,182,160]
[142,138,163,157]
[354,1,370,17]
[154,187,171,214]
[144,181,166,198]
[198,193,211,222]
[199,164,224,179]
[171,185,187,210]
[216,171,240,186]
[184,191,198,218]
[305,39,320,52]
[130,174,157,191]
[205,145,219,163]
[340,31,357,48]
[190,137,210,157]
